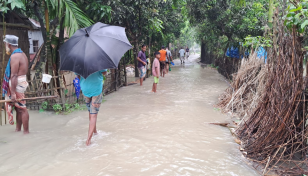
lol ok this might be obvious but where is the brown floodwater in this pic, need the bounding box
[0,54,258,176]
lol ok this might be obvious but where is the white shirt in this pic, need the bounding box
[179,49,185,57]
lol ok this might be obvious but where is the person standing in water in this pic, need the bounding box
[2,35,30,134]
[77,70,107,146]
[179,47,186,64]
[165,47,173,74]
[186,47,190,59]
[136,45,147,86]
[152,52,160,93]
[159,46,167,77]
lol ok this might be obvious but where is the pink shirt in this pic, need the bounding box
[152,58,160,77]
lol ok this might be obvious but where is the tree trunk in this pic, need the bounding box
[201,41,206,63]
[33,1,47,78]
[134,42,140,78]
[148,35,151,57]
[56,18,65,74]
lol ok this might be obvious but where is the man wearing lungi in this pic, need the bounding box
[2,35,29,134]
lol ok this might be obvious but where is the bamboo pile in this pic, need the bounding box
[236,23,308,175]
[216,53,267,119]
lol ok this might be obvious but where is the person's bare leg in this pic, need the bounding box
[15,109,22,132]
[89,112,97,134]
[86,113,98,146]
[17,108,29,134]
[140,78,143,86]
[152,83,155,92]
[154,83,157,92]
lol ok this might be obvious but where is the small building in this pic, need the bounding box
[0,11,39,79]
[28,18,43,62]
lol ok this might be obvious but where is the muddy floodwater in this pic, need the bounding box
[0,54,258,176]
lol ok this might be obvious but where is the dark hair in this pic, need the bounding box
[141,44,146,48]
[161,46,165,49]
[154,51,160,56]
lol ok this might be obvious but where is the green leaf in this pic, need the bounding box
[289,6,302,13]
[7,0,25,10]
[301,20,308,29]
[0,6,10,13]
[64,89,68,96]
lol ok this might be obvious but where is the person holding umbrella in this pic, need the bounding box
[76,70,107,146]
[59,22,132,146]
[136,45,147,86]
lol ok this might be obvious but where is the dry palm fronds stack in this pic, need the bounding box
[236,23,308,175]
[216,53,267,118]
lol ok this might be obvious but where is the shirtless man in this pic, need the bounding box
[3,35,29,134]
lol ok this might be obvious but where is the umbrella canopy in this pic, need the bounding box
[59,22,132,78]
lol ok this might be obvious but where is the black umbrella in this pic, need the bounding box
[59,22,132,78]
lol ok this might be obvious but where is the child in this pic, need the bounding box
[152,51,161,93]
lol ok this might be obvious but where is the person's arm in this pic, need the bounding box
[156,66,160,78]
[100,69,108,76]
[10,54,20,102]
[169,52,173,61]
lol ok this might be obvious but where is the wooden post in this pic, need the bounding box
[0,18,6,125]
[59,74,66,108]
[115,69,118,91]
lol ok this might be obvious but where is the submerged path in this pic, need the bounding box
[0,54,258,176]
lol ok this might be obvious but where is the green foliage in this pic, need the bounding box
[39,101,48,112]
[0,0,25,13]
[64,89,68,96]
[284,1,308,33]
[244,36,272,48]
[77,0,112,22]
[187,0,268,63]
[8,0,25,10]
[53,104,63,115]
[51,102,86,115]
[209,64,219,69]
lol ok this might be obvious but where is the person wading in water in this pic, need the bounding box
[3,35,30,134]
[166,47,173,74]
[76,70,107,146]
[179,47,185,64]
[159,46,167,77]
[136,45,147,86]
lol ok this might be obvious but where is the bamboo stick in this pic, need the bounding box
[1,18,6,125]
[0,96,58,103]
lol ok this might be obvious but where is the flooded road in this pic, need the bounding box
[0,54,258,176]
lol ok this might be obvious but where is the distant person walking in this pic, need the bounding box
[152,52,161,93]
[76,69,107,146]
[137,45,147,86]
[159,46,167,77]
[186,47,190,59]
[166,47,173,74]
[179,47,186,64]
